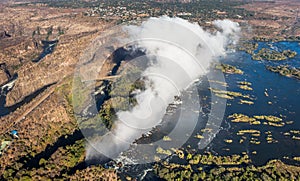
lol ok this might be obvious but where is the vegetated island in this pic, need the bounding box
[214,63,244,75]
[267,65,300,80]
[252,48,297,61]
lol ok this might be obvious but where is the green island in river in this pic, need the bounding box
[267,65,300,80]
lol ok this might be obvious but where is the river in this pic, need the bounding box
[113,41,300,179]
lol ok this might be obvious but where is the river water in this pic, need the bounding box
[210,41,300,165]
[114,41,300,179]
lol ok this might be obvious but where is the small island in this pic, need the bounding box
[238,42,258,54]
[267,65,300,80]
[214,63,244,75]
[252,48,297,61]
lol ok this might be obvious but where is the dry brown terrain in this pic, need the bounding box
[0,3,117,180]
[237,0,300,39]
[0,4,108,106]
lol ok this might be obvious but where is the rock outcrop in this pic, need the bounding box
[0,70,9,86]
[0,63,11,86]
[0,6,103,106]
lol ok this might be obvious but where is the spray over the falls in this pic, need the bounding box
[86,16,240,163]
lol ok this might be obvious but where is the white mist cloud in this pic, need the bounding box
[86,16,240,162]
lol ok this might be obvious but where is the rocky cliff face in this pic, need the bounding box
[0,5,104,106]
[0,63,11,86]
[0,70,8,86]
[5,33,98,106]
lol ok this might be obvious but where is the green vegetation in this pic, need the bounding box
[32,26,64,41]
[237,129,260,136]
[252,48,297,61]
[224,139,233,144]
[209,80,228,87]
[238,81,252,86]
[98,102,117,130]
[215,63,244,75]
[69,166,116,180]
[194,134,204,139]
[154,157,300,181]
[163,136,172,141]
[156,147,172,156]
[228,113,286,128]
[267,65,300,80]
[284,130,300,142]
[92,64,145,131]
[0,140,11,156]
[251,36,300,42]
[238,81,253,91]
[239,85,252,91]
[58,26,64,35]
[265,131,278,144]
[253,37,272,42]
[239,99,254,105]
[254,115,282,122]
[238,81,253,93]
[2,138,85,180]
[46,26,53,40]
[229,113,259,125]
[70,76,91,113]
[154,152,252,180]
[209,88,251,100]
[238,42,258,54]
